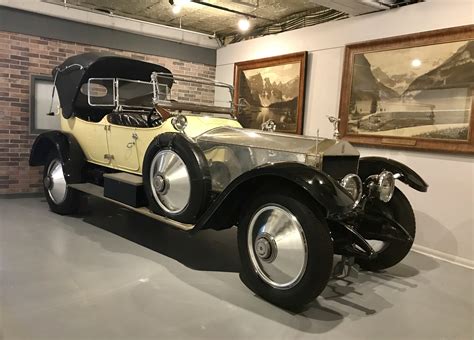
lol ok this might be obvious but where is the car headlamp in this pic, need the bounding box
[171,114,188,133]
[340,174,362,205]
[378,171,395,202]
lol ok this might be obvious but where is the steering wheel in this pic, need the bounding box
[147,108,162,127]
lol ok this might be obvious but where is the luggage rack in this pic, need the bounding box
[86,72,237,117]
[151,72,236,116]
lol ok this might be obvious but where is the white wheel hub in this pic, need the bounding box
[149,150,191,214]
[248,205,308,290]
[45,159,67,204]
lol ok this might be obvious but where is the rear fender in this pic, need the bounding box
[194,162,355,231]
[29,131,85,184]
[358,157,428,192]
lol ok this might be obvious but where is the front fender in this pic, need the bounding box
[29,131,85,184]
[358,157,428,192]
[195,162,355,230]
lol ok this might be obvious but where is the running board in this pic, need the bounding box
[69,183,195,231]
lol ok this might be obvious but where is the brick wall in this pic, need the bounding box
[0,31,216,194]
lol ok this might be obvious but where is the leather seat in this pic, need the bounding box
[107,112,148,128]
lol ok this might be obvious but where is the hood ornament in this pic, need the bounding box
[327,115,341,140]
[261,119,276,132]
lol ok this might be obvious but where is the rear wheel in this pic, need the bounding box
[43,155,79,215]
[356,188,416,271]
[238,192,333,310]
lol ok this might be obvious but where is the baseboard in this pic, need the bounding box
[412,244,474,270]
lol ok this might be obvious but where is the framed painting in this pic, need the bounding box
[233,52,307,134]
[339,25,474,154]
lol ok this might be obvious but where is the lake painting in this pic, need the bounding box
[347,40,473,141]
[234,53,307,134]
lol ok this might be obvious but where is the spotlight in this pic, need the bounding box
[411,58,422,68]
[172,5,181,14]
[238,17,250,32]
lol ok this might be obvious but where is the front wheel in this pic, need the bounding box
[142,133,211,223]
[356,188,416,271]
[238,192,333,310]
[43,155,79,215]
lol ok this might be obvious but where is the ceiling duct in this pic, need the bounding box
[309,0,423,16]
[230,0,259,8]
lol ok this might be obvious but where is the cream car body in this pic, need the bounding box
[61,113,242,174]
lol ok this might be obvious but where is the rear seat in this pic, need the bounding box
[107,112,148,128]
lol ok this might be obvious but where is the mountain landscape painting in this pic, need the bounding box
[347,39,473,142]
[234,53,307,134]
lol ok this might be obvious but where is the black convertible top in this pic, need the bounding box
[53,52,173,119]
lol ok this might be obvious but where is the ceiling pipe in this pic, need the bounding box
[362,0,424,10]
[231,0,259,9]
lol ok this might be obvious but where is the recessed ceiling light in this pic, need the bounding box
[238,17,250,32]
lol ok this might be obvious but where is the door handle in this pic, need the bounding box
[127,133,138,148]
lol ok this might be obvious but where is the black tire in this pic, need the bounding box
[43,153,80,215]
[356,188,416,271]
[238,191,333,310]
[143,133,211,224]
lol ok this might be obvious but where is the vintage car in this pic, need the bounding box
[29,53,428,310]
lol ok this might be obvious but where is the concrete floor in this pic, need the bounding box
[0,197,473,340]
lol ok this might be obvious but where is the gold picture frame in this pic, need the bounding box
[233,52,307,135]
[339,25,474,154]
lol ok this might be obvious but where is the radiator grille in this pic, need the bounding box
[321,156,359,180]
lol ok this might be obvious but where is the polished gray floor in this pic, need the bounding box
[0,197,473,340]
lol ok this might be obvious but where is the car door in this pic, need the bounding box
[65,117,110,166]
[107,125,140,172]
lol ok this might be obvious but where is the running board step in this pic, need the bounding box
[69,183,194,231]
[103,172,147,208]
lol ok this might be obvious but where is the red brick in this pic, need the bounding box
[0,30,215,194]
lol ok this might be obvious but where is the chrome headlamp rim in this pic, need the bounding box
[378,170,395,203]
[171,114,188,132]
[340,173,363,206]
